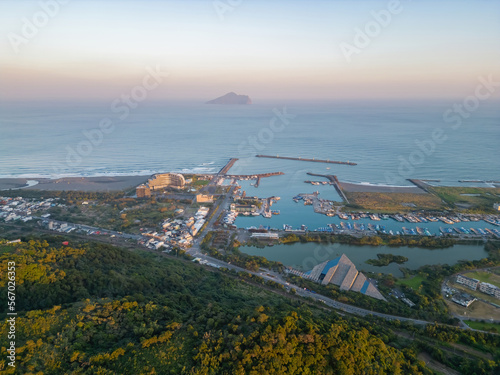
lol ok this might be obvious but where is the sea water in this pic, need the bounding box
[1,99,498,184]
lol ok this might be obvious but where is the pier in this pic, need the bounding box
[218,158,239,175]
[227,172,284,181]
[307,173,349,203]
[256,154,357,166]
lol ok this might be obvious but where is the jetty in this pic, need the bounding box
[256,155,356,166]
[227,172,284,188]
[459,180,500,184]
[408,179,432,193]
[227,172,284,179]
[307,173,349,203]
[218,158,238,175]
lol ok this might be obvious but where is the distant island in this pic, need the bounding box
[206,92,252,105]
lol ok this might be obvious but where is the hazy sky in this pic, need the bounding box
[1,0,499,101]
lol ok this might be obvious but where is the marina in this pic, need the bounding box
[234,179,500,238]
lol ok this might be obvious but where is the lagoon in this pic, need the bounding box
[240,242,489,278]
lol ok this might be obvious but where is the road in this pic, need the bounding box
[28,214,446,327]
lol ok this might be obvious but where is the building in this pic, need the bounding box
[494,203,500,211]
[456,274,479,290]
[191,220,205,236]
[230,204,257,213]
[136,184,151,198]
[479,282,500,299]
[452,292,476,307]
[251,232,279,240]
[196,194,214,203]
[148,173,185,190]
[305,254,386,300]
[195,207,210,219]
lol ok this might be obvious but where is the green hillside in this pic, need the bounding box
[0,237,498,374]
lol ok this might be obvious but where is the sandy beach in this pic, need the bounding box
[0,176,149,192]
[339,181,426,194]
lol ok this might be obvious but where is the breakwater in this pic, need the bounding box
[256,155,356,166]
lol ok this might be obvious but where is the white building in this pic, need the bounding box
[479,282,500,299]
[250,232,279,239]
[456,274,479,290]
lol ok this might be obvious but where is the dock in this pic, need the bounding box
[307,173,349,203]
[256,154,356,166]
[227,172,284,180]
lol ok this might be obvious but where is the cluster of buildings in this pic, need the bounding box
[0,196,62,223]
[289,254,386,301]
[191,206,210,236]
[135,173,215,203]
[456,274,500,299]
[139,206,210,250]
[141,219,193,250]
[41,220,77,234]
[136,173,186,198]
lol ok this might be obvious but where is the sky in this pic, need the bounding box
[0,0,499,101]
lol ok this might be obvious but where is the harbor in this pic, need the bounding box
[307,173,350,203]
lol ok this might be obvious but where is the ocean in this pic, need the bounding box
[1,99,498,184]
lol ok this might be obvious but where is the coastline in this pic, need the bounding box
[0,176,148,192]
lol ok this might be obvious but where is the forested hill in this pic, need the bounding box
[0,238,495,374]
